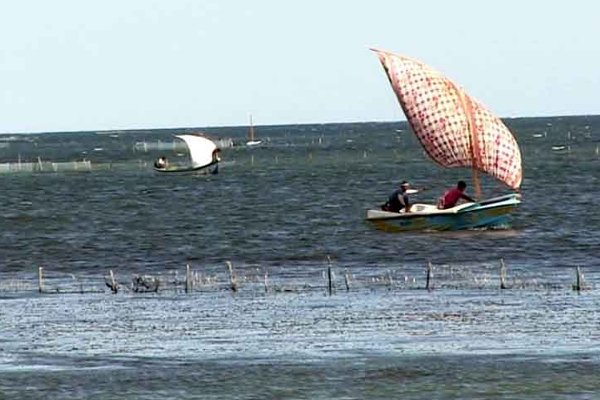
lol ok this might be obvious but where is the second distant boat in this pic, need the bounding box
[246,114,262,147]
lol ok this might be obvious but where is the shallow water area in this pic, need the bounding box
[2,287,600,399]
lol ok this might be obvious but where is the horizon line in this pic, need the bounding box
[2,113,599,135]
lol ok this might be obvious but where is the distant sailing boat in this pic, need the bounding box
[153,135,220,174]
[246,114,262,147]
[366,49,522,231]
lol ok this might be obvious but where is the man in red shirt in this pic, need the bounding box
[438,180,475,209]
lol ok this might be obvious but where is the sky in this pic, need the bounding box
[1,0,598,133]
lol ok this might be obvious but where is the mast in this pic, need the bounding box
[456,86,482,201]
[248,114,255,141]
[471,168,482,201]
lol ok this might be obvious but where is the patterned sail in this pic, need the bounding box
[374,49,522,190]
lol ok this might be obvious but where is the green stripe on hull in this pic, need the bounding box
[373,205,517,232]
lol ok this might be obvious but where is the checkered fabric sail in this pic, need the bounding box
[374,49,522,190]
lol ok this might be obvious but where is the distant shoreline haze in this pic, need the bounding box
[2,114,600,136]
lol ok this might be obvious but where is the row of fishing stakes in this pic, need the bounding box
[33,261,591,295]
[323,258,590,294]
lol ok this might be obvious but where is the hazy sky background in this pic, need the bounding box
[1,0,598,133]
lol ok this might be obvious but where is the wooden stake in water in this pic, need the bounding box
[185,264,192,293]
[110,269,119,294]
[499,258,508,290]
[263,270,269,293]
[426,261,433,291]
[327,256,334,295]
[38,266,45,293]
[109,270,118,294]
[344,268,351,292]
[226,261,238,292]
[387,270,394,290]
[574,266,585,292]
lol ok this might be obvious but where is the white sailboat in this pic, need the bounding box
[154,134,220,173]
[366,49,522,231]
[246,114,262,147]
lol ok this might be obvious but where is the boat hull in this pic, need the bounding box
[154,161,218,174]
[366,194,521,232]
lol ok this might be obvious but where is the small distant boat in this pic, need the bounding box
[246,114,262,147]
[551,145,567,151]
[366,49,522,231]
[154,135,220,173]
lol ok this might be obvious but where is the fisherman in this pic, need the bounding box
[381,181,423,213]
[438,180,475,209]
[212,148,221,164]
[154,156,167,169]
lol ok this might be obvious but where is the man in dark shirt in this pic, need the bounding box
[382,181,422,213]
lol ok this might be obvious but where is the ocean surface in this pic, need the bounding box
[1,115,599,399]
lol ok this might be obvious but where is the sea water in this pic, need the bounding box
[1,116,599,399]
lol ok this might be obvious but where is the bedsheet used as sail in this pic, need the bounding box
[176,135,218,168]
[373,49,522,190]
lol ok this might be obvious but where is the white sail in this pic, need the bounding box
[176,135,218,168]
